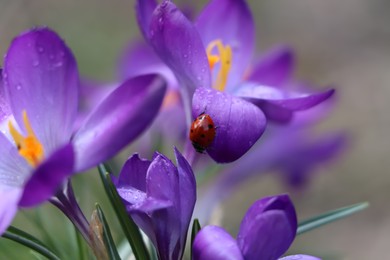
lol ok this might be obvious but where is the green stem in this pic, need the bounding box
[2,226,60,260]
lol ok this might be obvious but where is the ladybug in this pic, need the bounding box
[189,112,216,153]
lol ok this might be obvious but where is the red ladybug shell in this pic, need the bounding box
[189,113,216,153]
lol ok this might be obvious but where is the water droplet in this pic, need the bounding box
[37,46,44,53]
[49,54,55,60]
[32,60,39,67]
[161,1,168,8]
[59,51,65,57]
[158,17,163,23]
[183,54,188,58]
[16,84,22,90]
[53,61,63,68]
[150,29,155,36]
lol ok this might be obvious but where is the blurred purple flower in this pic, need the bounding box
[136,0,334,163]
[196,124,347,223]
[79,40,186,154]
[115,147,196,260]
[0,27,166,234]
[193,194,320,260]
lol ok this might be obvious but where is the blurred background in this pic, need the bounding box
[0,0,389,259]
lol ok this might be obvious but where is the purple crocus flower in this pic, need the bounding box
[136,0,334,163]
[115,147,196,260]
[193,194,320,260]
[0,27,166,234]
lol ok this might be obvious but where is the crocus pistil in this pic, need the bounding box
[8,110,44,167]
[206,39,232,91]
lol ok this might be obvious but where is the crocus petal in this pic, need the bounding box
[248,46,294,87]
[236,84,335,110]
[73,75,166,171]
[193,225,243,260]
[4,27,79,153]
[149,1,211,95]
[143,149,195,260]
[279,255,321,260]
[115,153,171,254]
[0,132,30,187]
[174,147,196,258]
[195,0,255,88]
[237,194,297,260]
[146,153,182,260]
[146,153,178,207]
[0,70,12,125]
[135,0,158,40]
[118,41,177,89]
[18,144,74,207]
[192,87,266,163]
[116,154,151,192]
[0,185,22,235]
[235,84,335,122]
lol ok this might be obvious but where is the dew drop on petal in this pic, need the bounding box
[32,60,39,67]
[53,61,63,68]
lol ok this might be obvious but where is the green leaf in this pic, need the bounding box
[95,204,121,260]
[2,226,60,260]
[98,163,150,260]
[75,225,88,260]
[190,219,201,259]
[297,202,369,235]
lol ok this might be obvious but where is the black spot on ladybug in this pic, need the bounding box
[201,134,205,138]
[191,129,193,133]
[208,124,213,129]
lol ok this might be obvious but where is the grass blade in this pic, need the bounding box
[98,163,150,260]
[297,202,369,235]
[2,226,60,260]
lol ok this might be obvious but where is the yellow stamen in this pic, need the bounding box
[208,55,220,70]
[206,39,232,91]
[9,111,44,167]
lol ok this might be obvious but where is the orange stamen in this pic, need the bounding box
[9,111,44,167]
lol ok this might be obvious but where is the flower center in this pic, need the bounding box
[8,111,44,167]
[206,39,232,91]
[162,89,180,109]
